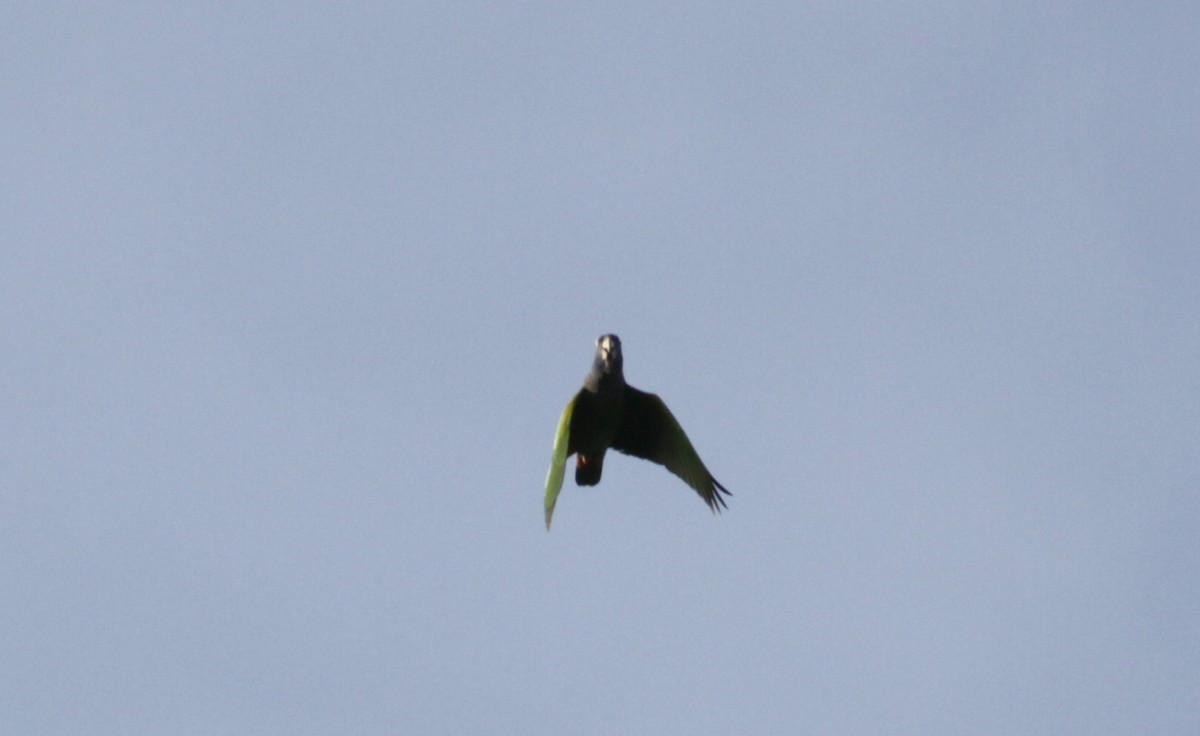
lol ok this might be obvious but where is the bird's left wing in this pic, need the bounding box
[611,387,731,512]
[543,393,577,530]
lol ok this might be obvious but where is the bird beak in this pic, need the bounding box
[597,336,614,363]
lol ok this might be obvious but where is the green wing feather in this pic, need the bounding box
[543,394,576,530]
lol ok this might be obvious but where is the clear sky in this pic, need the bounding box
[4,4,1198,734]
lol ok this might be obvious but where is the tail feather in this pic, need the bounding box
[574,453,604,486]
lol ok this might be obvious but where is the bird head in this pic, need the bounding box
[594,334,623,376]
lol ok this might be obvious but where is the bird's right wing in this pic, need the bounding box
[543,393,577,530]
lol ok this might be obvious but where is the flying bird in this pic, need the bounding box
[543,334,731,529]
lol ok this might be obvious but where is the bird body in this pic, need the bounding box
[567,386,621,486]
[543,334,731,528]
[567,337,625,485]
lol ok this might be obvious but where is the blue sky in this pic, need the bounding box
[3,4,1198,734]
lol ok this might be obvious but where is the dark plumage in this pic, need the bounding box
[543,334,731,528]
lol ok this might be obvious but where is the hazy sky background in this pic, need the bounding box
[4,3,1198,734]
